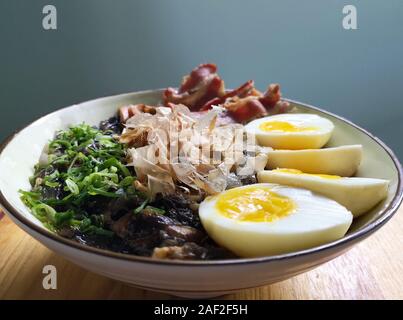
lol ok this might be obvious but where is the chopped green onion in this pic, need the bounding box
[19,123,154,242]
[32,203,56,224]
[134,198,149,214]
[145,205,166,215]
[65,178,80,195]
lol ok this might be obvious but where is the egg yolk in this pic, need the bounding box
[274,168,342,180]
[259,121,317,133]
[215,186,296,222]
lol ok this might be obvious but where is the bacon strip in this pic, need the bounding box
[179,63,217,93]
[199,81,285,123]
[163,64,225,111]
[119,104,156,123]
[161,64,291,124]
[267,100,292,115]
[224,97,268,124]
[259,84,281,109]
[199,97,222,111]
[200,80,259,111]
[224,80,258,99]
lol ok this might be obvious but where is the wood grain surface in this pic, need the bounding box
[0,207,402,300]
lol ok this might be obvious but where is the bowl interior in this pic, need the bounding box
[0,90,400,243]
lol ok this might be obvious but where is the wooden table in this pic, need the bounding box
[1,207,402,300]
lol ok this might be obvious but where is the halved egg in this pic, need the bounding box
[244,114,334,150]
[199,183,353,257]
[257,169,389,217]
[266,145,363,176]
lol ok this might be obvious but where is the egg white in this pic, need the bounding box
[245,114,334,150]
[258,170,389,217]
[266,145,363,177]
[199,183,352,257]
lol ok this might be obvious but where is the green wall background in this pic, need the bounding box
[1,0,402,159]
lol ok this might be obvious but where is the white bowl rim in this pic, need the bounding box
[0,90,402,266]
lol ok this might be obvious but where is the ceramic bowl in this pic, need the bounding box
[0,90,402,298]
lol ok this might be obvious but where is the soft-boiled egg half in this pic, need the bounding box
[258,169,389,217]
[199,184,352,257]
[266,145,363,177]
[244,114,334,150]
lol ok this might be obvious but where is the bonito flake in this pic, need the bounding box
[121,104,269,199]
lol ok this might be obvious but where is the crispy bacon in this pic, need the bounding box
[268,100,292,115]
[224,97,268,124]
[200,80,259,111]
[259,84,281,109]
[119,104,156,123]
[163,64,225,111]
[124,64,291,125]
[224,80,259,99]
[199,97,222,111]
[179,63,217,93]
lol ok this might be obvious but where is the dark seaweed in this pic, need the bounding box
[99,116,123,135]
[152,194,202,229]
